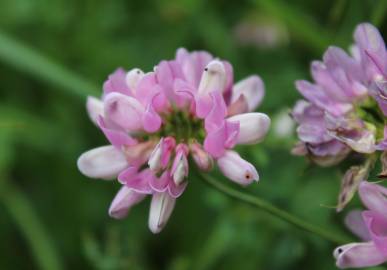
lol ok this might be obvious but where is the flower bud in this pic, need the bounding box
[148,139,163,172]
[171,144,189,186]
[337,165,368,212]
[148,137,176,172]
[217,150,259,185]
[190,142,213,171]
[108,186,146,219]
[148,192,176,234]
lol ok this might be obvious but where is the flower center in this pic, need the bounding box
[158,109,205,143]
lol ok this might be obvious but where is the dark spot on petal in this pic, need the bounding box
[204,68,208,71]
[338,248,343,254]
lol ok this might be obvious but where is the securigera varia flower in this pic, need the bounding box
[291,23,387,211]
[334,181,387,268]
[77,48,270,233]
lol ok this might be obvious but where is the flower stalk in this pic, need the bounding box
[198,172,352,244]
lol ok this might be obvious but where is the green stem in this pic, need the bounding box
[0,31,99,98]
[199,173,352,244]
[0,178,63,270]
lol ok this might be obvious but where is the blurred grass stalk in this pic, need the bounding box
[0,31,99,99]
[0,178,63,270]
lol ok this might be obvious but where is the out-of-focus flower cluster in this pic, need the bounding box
[77,48,270,233]
[292,23,386,210]
[292,22,387,269]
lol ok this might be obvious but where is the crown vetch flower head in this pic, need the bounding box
[77,48,270,233]
[292,23,386,165]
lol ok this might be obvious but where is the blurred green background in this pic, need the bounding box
[0,0,386,269]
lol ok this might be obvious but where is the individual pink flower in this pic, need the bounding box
[334,181,387,268]
[77,48,270,233]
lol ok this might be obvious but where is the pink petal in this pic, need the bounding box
[125,68,144,92]
[189,142,213,171]
[173,79,196,108]
[354,23,386,78]
[359,181,387,219]
[108,186,146,219]
[98,117,137,148]
[168,177,188,198]
[171,144,189,186]
[161,137,176,167]
[176,48,213,87]
[222,60,234,104]
[104,92,144,132]
[227,94,249,116]
[295,80,352,116]
[117,166,138,184]
[142,102,162,133]
[148,137,176,172]
[334,242,386,269]
[204,123,227,158]
[156,61,177,101]
[205,92,227,132]
[119,168,153,194]
[135,72,158,104]
[149,171,169,193]
[227,112,270,145]
[122,141,155,167]
[196,94,213,118]
[86,96,104,126]
[363,210,387,256]
[345,210,371,241]
[103,68,131,96]
[231,75,265,111]
[224,120,240,148]
[198,60,227,96]
[77,146,128,180]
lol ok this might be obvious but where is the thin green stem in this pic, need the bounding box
[0,31,99,98]
[0,178,63,270]
[199,173,352,244]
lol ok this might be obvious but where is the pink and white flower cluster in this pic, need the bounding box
[292,23,386,166]
[77,48,270,233]
[291,22,387,269]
